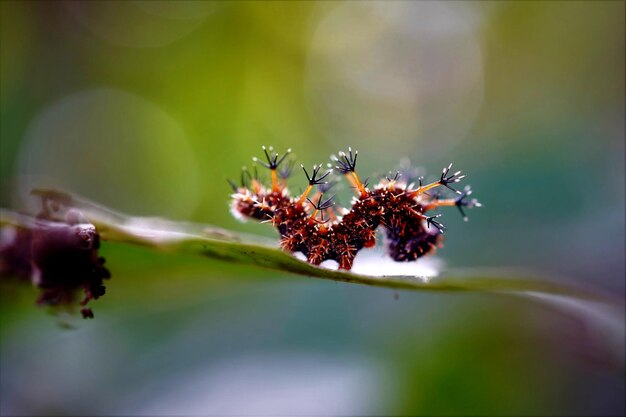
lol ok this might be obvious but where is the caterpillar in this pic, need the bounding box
[229,146,480,270]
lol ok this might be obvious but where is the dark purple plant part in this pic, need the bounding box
[0,225,33,281]
[0,204,110,319]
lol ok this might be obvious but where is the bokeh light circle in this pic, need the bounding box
[64,1,219,48]
[305,2,484,157]
[16,88,199,218]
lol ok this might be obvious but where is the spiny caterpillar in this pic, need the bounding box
[229,146,481,270]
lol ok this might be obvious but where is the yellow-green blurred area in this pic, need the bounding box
[1,1,624,415]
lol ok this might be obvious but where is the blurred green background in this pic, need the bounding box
[1,1,624,415]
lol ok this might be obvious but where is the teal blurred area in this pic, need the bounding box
[1,1,624,415]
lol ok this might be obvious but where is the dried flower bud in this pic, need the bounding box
[1,209,110,319]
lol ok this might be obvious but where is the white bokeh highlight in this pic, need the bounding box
[122,353,387,415]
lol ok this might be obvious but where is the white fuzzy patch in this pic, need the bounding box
[229,201,248,223]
